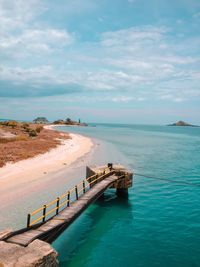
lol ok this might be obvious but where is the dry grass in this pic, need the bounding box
[0,122,70,167]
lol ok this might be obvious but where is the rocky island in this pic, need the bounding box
[53,118,88,126]
[33,117,49,124]
[168,120,199,127]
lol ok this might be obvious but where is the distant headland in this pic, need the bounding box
[53,118,88,126]
[33,117,88,126]
[168,120,199,127]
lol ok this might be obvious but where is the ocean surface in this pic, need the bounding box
[53,124,200,267]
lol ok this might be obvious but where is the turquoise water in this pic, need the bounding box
[53,124,200,267]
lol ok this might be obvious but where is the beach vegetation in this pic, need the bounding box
[66,118,72,124]
[53,120,65,124]
[24,127,31,133]
[0,137,14,144]
[36,126,43,133]
[16,135,29,141]
[52,117,88,126]
[6,121,18,128]
[0,135,28,144]
[0,121,7,126]
[0,120,70,167]
[22,123,30,129]
[28,130,38,137]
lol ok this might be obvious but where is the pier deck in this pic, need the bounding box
[2,164,133,247]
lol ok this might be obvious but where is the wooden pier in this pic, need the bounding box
[1,164,133,247]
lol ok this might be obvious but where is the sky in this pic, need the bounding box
[0,0,200,124]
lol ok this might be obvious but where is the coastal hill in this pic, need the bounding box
[168,120,199,127]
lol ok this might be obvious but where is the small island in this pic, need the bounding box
[33,117,49,124]
[168,120,199,127]
[53,118,88,126]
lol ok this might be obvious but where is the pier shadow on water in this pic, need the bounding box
[52,189,133,267]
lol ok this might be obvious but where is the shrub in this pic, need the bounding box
[29,130,38,137]
[36,126,43,133]
[25,127,31,133]
[22,123,30,129]
[7,121,18,128]
[0,121,9,126]
[16,135,29,141]
[0,137,15,143]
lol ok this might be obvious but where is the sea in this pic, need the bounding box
[52,123,200,267]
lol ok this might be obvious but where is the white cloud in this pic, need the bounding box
[101,26,168,47]
[22,29,73,46]
[0,16,199,103]
[173,98,185,102]
[0,0,74,59]
[0,65,54,81]
[112,96,135,102]
[0,0,45,32]
[0,29,74,61]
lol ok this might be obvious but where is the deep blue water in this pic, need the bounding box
[53,124,200,267]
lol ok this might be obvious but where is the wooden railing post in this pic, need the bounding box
[56,197,60,215]
[75,186,78,200]
[43,205,46,222]
[108,163,113,171]
[83,180,86,193]
[67,191,70,207]
[27,214,31,228]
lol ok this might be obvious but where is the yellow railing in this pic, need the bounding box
[27,168,115,227]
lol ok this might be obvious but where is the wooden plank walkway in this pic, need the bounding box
[6,175,118,246]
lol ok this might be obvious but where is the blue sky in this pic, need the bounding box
[0,0,200,124]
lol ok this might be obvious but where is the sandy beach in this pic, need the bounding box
[0,129,94,212]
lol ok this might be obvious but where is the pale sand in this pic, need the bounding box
[0,131,93,208]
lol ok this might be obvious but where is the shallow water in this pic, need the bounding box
[53,124,200,267]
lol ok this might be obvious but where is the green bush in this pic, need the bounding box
[25,127,30,133]
[29,130,38,137]
[22,123,30,129]
[0,121,9,126]
[7,121,18,128]
[36,126,43,133]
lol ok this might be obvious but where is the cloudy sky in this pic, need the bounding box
[0,0,200,124]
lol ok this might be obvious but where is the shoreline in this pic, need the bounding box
[0,129,94,212]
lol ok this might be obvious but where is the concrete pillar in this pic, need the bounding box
[116,188,128,198]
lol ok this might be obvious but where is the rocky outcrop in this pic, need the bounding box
[0,239,58,267]
[168,120,199,127]
[53,118,88,126]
